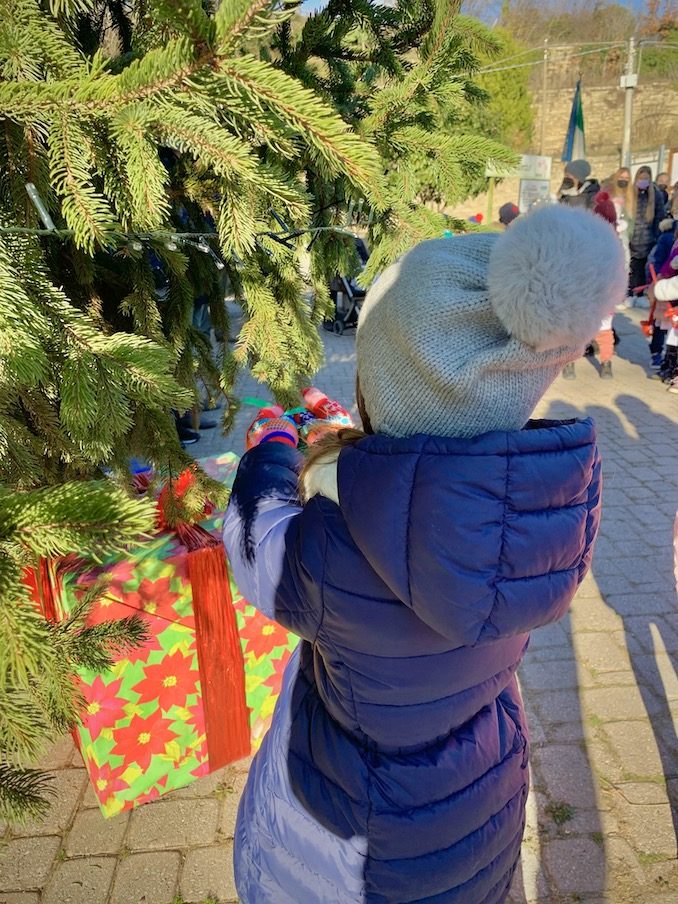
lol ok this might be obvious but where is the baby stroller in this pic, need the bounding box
[324,237,370,335]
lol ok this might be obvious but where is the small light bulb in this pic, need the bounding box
[131,240,143,251]
[165,240,178,251]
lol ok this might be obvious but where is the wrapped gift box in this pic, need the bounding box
[32,453,299,817]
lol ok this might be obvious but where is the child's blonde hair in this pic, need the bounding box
[299,376,370,496]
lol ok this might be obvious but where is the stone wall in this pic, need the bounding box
[535,82,678,159]
[451,81,678,224]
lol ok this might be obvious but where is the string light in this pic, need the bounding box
[6,183,371,271]
[25,183,56,231]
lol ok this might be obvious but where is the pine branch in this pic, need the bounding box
[146,0,214,45]
[154,107,260,180]
[48,111,118,252]
[0,553,55,687]
[0,482,156,560]
[0,761,53,824]
[218,184,259,257]
[119,263,165,340]
[49,0,95,16]
[420,0,463,63]
[110,106,170,231]
[26,0,86,77]
[215,0,297,50]
[57,612,149,672]
[215,54,385,202]
[0,237,50,389]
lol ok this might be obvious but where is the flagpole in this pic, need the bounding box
[539,38,549,156]
[621,35,637,168]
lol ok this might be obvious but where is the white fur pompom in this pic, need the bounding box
[488,205,627,352]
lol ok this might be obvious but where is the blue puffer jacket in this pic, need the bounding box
[223,418,601,904]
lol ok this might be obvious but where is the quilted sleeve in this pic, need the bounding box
[222,443,324,642]
[474,441,603,645]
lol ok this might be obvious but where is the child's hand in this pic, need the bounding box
[246,416,299,450]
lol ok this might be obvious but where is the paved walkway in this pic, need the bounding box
[1,308,677,904]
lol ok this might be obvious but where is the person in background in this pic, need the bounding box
[648,271,678,392]
[606,166,633,220]
[656,172,670,208]
[650,224,678,379]
[558,159,600,210]
[499,202,520,229]
[628,165,666,296]
[670,181,678,220]
[605,166,632,270]
[649,218,678,274]
[647,218,678,369]
[564,192,621,380]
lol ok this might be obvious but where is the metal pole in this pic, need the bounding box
[539,38,549,156]
[621,35,636,168]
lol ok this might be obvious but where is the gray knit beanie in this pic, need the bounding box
[564,159,591,184]
[356,204,626,439]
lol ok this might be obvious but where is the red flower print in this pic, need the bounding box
[233,595,247,614]
[122,623,164,663]
[86,759,129,805]
[80,676,124,740]
[190,760,210,779]
[110,713,180,770]
[84,591,135,627]
[134,785,161,806]
[240,616,289,659]
[186,700,206,740]
[108,560,136,586]
[263,650,291,692]
[121,576,181,618]
[130,649,198,712]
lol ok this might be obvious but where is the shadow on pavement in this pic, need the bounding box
[610,394,678,853]
[530,392,678,899]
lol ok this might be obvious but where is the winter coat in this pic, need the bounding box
[648,232,677,279]
[655,274,678,303]
[559,178,600,210]
[223,419,602,904]
[630,186,666,259]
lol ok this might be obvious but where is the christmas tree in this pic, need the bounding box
[0,0,514,822]
[0,0,383,823]
[272,0,518,279]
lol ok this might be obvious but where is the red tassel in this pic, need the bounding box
[23,558,59,621]
[187,543,251,768]
[40,558,59,621]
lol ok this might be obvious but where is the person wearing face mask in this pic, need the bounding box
[603,167,633,277]
[628,166,667,294]
[558,159,600,210]
[607,167,632,221]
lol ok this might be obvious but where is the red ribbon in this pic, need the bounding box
[27,466,251,774]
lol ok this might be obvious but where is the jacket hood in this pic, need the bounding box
[334,418,601,647]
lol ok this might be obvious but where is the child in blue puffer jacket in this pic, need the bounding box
[223,204,626,904]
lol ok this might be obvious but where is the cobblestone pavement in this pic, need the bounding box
[2,307,677,904]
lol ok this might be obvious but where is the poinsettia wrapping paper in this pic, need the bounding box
[46,453,299,817]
